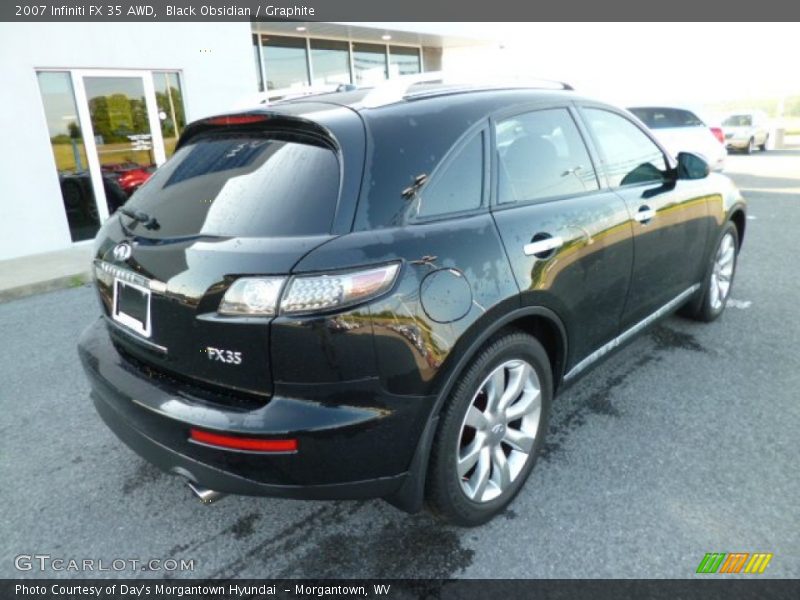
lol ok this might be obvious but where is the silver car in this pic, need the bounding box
[628,105,727,172]
[722,110,770,154]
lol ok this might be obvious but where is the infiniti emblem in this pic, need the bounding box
[112,242,132,261]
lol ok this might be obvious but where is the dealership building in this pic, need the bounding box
[0,22,488,263]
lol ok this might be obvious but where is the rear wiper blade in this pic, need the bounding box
[118,207,160,230]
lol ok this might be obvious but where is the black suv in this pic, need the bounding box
[78,84,745,525]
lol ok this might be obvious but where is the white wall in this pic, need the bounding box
[0,22,257,261]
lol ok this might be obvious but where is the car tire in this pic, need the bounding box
[744,137,754,154]
[426,331,552,526]
[682,222,739,323]
[759,135,768,152]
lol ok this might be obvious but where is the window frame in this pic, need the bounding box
[407,122,491,225]
[488,103,604,211]
[575,103,678,192]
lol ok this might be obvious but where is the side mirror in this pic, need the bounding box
[677,151,710,180]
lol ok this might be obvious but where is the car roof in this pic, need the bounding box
[269,83,580,113]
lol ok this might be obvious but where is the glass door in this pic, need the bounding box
[73,70,166,224]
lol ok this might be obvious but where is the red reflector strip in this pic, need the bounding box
[189,428,297,452]
[205,115,269,126]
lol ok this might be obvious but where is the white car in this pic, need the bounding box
[721,110,770,154]
[627,106,727,172]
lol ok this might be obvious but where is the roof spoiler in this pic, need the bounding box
[175,111,338,152]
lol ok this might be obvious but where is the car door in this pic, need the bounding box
[578,105,711,329]
[490,105,634,368]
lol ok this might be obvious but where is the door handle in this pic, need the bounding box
[634,205,656,224]
[523,235,563,257]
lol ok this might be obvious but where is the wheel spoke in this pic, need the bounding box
[720,245,735,266]
[709,274,720,308]
[505,389,540,422]
[471,447,492,500]
[458,436,484,476]
[484,367,506,414]
[465,406,489,431]
[498,363,528,412]
[503,427,535,453]
[491,445,511,491]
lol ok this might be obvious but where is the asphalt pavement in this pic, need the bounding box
[1,149,799,579]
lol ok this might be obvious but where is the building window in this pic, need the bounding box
[252,34,264,92]
[261,35,309,91]
[389,46,421,77]
[352,42,388,85]
[310,39,351,86]
[153,72,186,159]
[36,71,100,242]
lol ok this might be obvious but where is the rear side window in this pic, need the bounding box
[629,107,705,129]
[583,108,668,188]
[416,132,484,218]
[497,108,599,204]
[125,133,339,238]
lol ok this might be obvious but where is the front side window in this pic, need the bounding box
[417,132,484,218]
[583,108,669,188]
[497,108,599,204]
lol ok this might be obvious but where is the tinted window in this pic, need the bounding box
[629,107,704,129]
[584,108,668,188]
[497,108,599,204]
[125,133,339,238]
[417,133,483,218]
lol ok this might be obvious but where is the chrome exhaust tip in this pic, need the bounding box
[187,481,225,504]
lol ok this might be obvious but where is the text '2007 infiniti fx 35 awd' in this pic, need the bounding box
[78,82,746,526]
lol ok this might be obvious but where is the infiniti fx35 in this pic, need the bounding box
[78,84,746,526]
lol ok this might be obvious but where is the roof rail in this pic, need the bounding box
[239,83,358,107]
[360,72,574,108]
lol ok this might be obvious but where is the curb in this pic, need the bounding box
[0,270,93,304]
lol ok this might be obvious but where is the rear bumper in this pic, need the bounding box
[725,138,750,150]
[78,318,435,500]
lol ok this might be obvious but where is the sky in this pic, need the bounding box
[357,23,800,107]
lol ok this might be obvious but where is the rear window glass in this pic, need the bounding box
[723,114,753,127]
[123,133,339,238]
[629,107,704,129]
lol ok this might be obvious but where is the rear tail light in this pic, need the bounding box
[710,127,725,144]
[280,263,400,315]
[218,277,285,316]
[190,428,297,453]
[218,263,400,317]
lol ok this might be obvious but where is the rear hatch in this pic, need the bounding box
[93,108,362,402]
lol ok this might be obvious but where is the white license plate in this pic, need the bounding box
[112,278,152,338]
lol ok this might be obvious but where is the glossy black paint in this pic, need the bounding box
[78,86,745,510]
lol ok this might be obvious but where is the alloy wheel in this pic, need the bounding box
[456,359,542,503]
[709,232,736,311]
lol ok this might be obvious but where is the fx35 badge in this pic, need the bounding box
[206,346,242,365]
